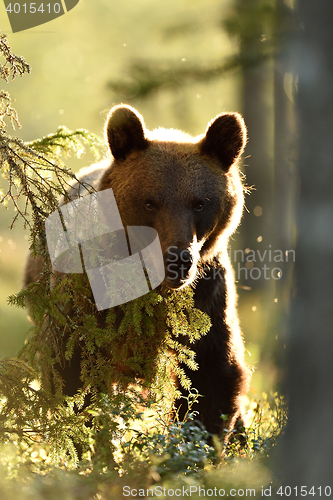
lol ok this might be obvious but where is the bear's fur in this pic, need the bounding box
[24,104,250,437]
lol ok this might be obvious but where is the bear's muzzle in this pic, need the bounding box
[163,247,195,289]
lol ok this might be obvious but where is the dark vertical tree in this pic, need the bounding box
[224,0,294,297]
[273,0,295,253]
[276,0,333,487]
[235,0,275,284]
[267,0,296,388]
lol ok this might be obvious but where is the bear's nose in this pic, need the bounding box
[163,248,193,288]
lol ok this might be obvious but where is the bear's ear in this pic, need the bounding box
[105,105,148,161]
[199,113,247,171]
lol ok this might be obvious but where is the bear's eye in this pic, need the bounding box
[144,201,155,211]
[194,200,205,212]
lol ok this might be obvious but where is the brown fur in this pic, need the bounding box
[24,104,250,437]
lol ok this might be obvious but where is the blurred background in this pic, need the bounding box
[0,0,296,397]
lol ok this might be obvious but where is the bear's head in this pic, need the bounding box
[99,105,247,290]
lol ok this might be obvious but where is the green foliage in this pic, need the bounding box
[0,358,91,467]
[28,127,105,164]
[0,391,286,499]
[121,392,215,479]
[0,122,103,234]
[223,392,287,461]
[0,32,104,238]
[14,271,211,399]
[245,392,287,457]
[0,32,30,82]
[0,31,30,131]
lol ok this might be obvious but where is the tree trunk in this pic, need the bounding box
[275,0,333,488]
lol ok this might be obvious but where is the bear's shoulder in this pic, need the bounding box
[64,160,110,202]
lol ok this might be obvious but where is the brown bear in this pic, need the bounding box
[24,104,250,438]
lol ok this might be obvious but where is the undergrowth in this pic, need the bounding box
[0,389,286,499]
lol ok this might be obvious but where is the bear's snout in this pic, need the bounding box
[163,247,194,289]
